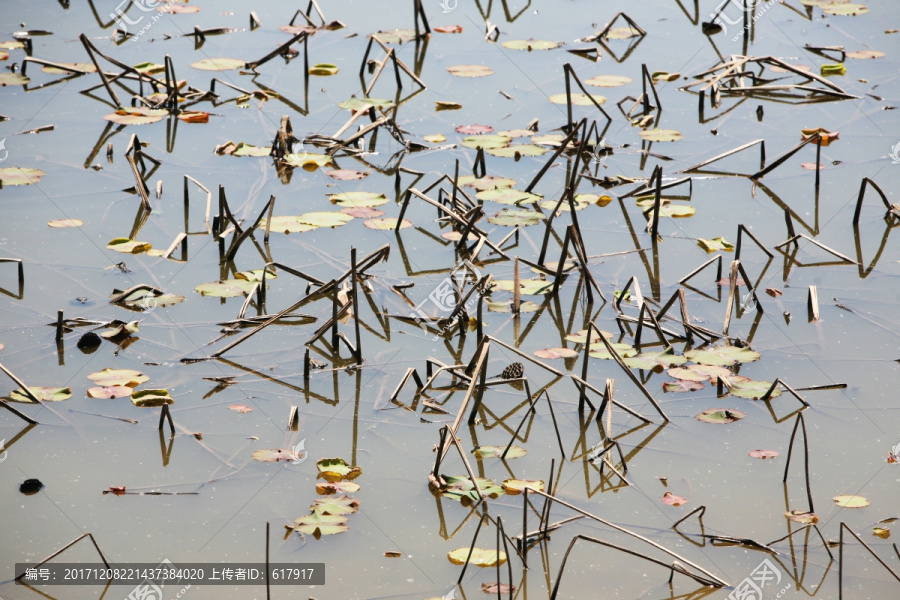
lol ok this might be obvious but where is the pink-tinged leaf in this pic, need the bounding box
[800,163,825,170]
[316,481,361,495]
[159,4,200,13]
[252,448,302,462]
[533,347,578,359]
[785,510,818,524]
[229,404,253,413]
[481,583,515,593]
[748,449,779,459]
[326,169,368,180]
[662,380,704,393]
[456,124,493,134]
[87,386,134,399]
[661,491,687,506]
[435,25,463,33]
[340,207,384,219]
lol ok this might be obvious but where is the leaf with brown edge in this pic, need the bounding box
[315,481,361,495]
[748,449,779,459]
[661,491,688,506]
[785,510,818,524]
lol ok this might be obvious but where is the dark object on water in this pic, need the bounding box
[77,332,102,352]
[500,362,524,379]
[20,478,43,495]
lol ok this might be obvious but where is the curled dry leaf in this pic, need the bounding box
[661,491,687,506]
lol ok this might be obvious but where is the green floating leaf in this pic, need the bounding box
[475,445,526,459]
[486,300,539,313]
[292,510,349,538]
[133,62,165,74]
[697,237,734,252]
[565,329,613,344]
[107,238,152,254]
[310,495,359,515]
[258,216,317,234]
[639,201,695,218]
[316,457,362,481]
[8,386,72,403]
[131,389,174,407]
[252,448,304,463]
[308,63,338,76]
[338,97,395,111]
[589,343,637,360]
[329,191,389,208]
[195,279,259,298]
[820,63,847,76]
[0,72,30,86]
[448,548,507,567]
[447,64,494,77]
[623,349,688,370]
[487,209,546,227]
[493,278,553,295]
[730,379,780,399]
[0,167,45,186]
[501,39,560,50]
[88,368,149,388]
[230,143,271,157]
[104,107,168,125]
[364,217,412,230]
[190,58,246,71]
[502,479,544,495]
[639,128,683,142]
[662,380,704,393]
[585,75,632,87]
[457,175,516,190]
[684,345,761,367]
[283,152,333,169]
[667,364,732,382]
[439,475,504,503]
[486,143,549,158]
[476,188,542,205]
[298,211,353,228]
[235,269,277,282]
[821,3,869,16]
[530,133,567,146]
[696,408,745,424]
[461,134,510,149]
[549,93,606,106]
[371,29,416,44]
[603,26,642,39]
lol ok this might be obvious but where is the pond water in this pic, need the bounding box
[1,0,899,599]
